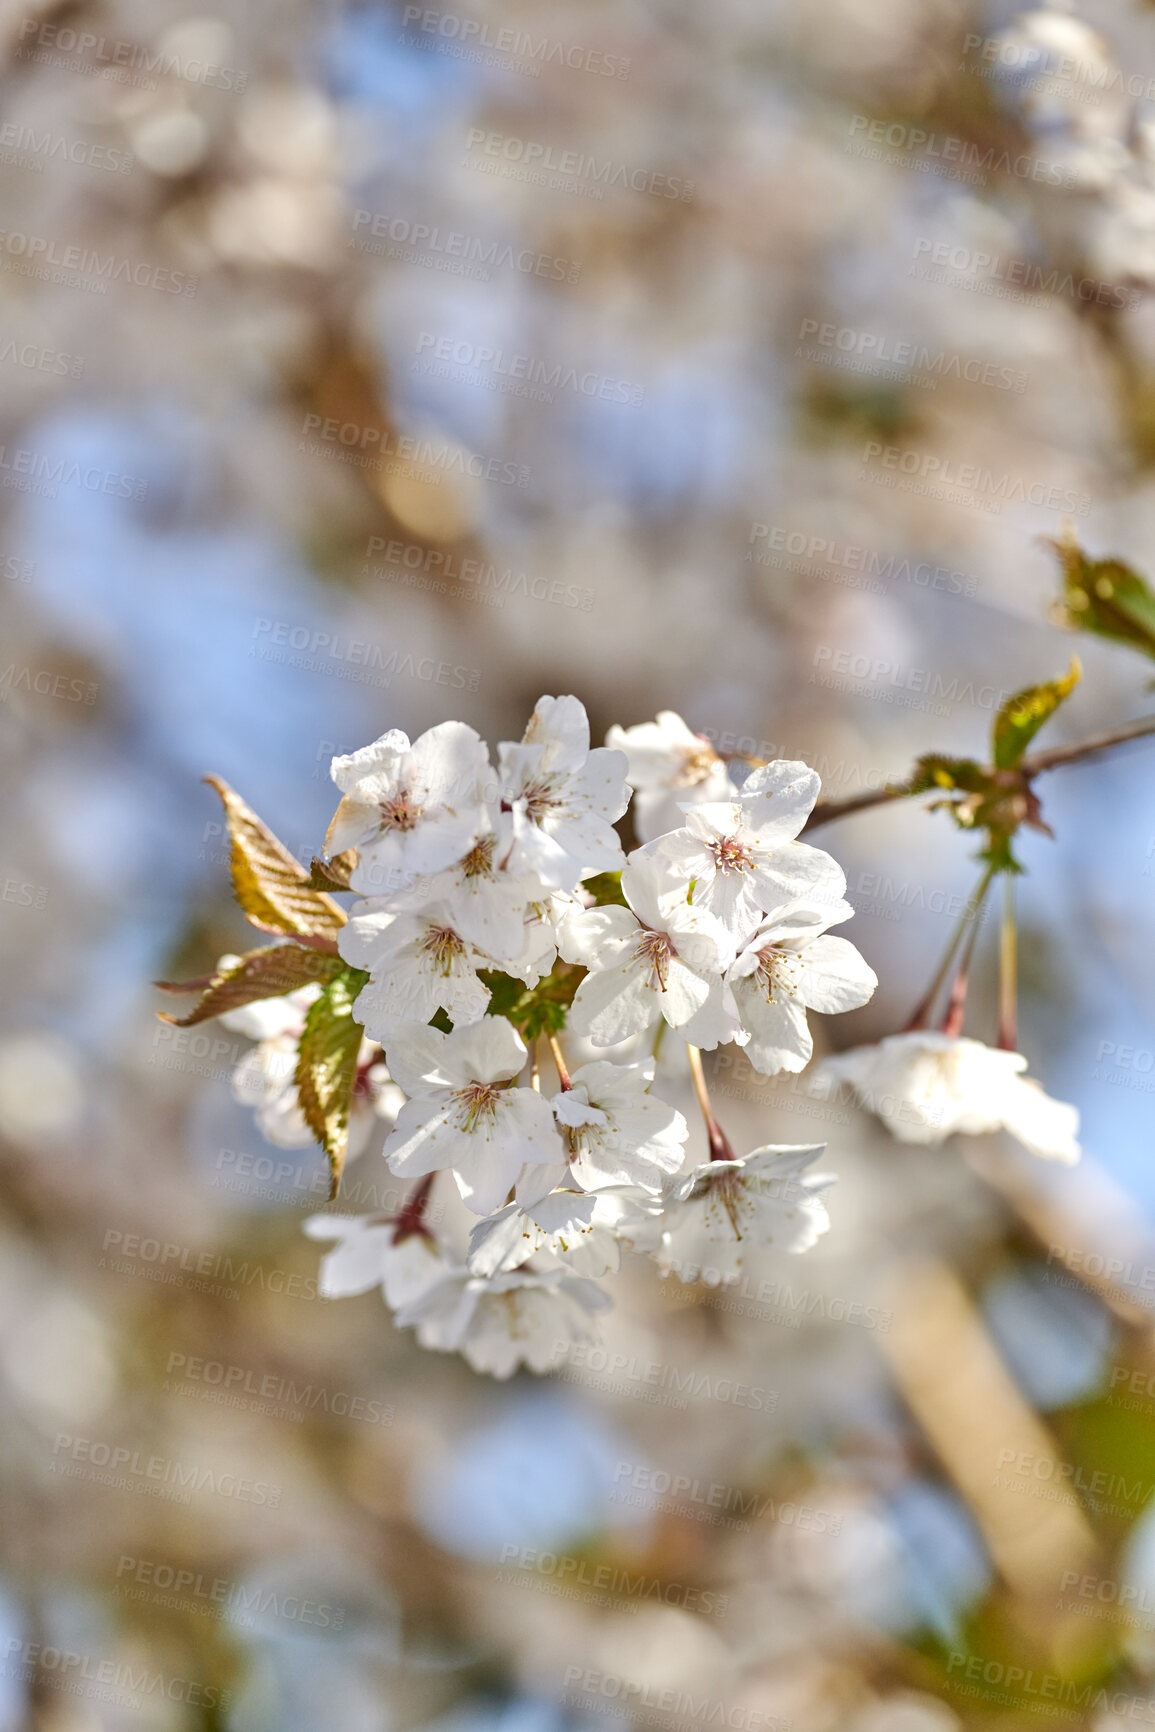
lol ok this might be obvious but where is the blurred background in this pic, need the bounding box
[3,0,1155,1725]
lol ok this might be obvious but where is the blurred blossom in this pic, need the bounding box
[414,1392,647,1560]
[981,1262,1113,1409]
[0,1034,85,1140]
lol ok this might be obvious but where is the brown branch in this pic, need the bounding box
[802,714,1155,831]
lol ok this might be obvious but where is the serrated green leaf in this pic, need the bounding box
[156,946,346,1027]
[205,775,345,941]
[1049,534,1155,664]
[992,657,1081,771]
[294,967,370,1197]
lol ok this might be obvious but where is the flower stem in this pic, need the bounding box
[547,1032,571,1091]
[997,874,1018,1051]
[685,1043,735,1162]
[903,862,995,1032]
[530,1038,541,1092]
[392,1172,435,1242]
[940,893,988,1038]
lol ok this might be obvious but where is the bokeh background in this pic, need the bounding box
[3,0,1155,1726]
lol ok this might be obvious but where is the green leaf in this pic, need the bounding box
[205,775,345,941]
[478,963,585,1041]
[1049,534,1155,664]
[991,657,1081,771]
[156,946,346,1027]
[294,966,370,1198]
[581,871,627,908]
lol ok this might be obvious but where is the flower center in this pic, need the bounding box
[754,948,804,1003]
[633,928,673,991]
[419,923,467,975]
[379,790,422,833]
[520,778,562,824]
[452,1080,503,1132]
[708,834,754,874]
[673,742,718,789]
[459,836,496,880]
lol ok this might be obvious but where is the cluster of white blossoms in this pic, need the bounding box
[286,698,878,1376]
[208,700,1082,1377]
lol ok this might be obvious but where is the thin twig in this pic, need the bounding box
[802,714,1155,831]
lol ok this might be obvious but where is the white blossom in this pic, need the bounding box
[302,1214,450,1306]
[606,710,736,843]
[561,851,740,1049]
[497,695,629,891]
[339,900,491,1038]
[467,1185,661,1279]
[550,1060,688,1192]
[327,721,493,879]
[370,830,544,966]
[382,1019,562,1215]
[394,1264,610,1378]
[816,1032,1080,1163]
[726,897,877,1075]
[657,1144,834,1286]
[653,760,846,961]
